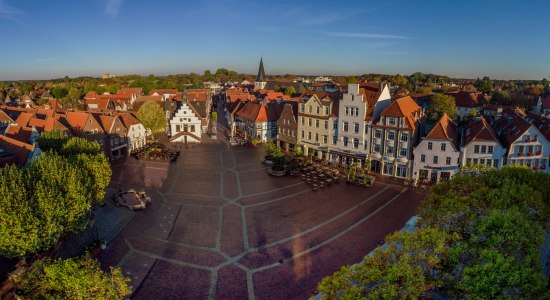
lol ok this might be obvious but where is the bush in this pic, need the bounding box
[14,255,131,299]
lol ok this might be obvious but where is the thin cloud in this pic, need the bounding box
[0,0,22,21]
[327,31,411,40]
[105,0,124,17]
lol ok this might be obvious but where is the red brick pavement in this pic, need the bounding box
[100,120,426,299]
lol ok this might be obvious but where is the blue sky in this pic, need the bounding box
[0,0,549,80]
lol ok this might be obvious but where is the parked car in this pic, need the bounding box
[112,189,150,210]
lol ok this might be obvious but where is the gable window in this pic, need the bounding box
[441,143,446,151]
[316,107,320,114]
[446,157,451,165]
[325,107,329,115]
[488,146,494,154]
[388,117,396,126]
[518,145,524,154]
[428,142,433,150]
[308,106,312,113]
[481,145,487,154]
[421,154,426,162]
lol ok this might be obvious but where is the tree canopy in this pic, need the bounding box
[317,166,550,299]
[491,90,512,105]
[14,255,131,299]
[0,136,111,258]
[137,100,166,133]
[426,94,457,121]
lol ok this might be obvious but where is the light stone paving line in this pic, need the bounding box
[128,247,214,271]
[160,201,222,208]
[215,206,222,250]
[241,181,305,198]
[241,206,250,251]
[208,269,218,300]
[246,270,256,300]
[131,236,217,253]
[245,188,311,208]
[115,250,134,268]
[251,187,408,273]
[161,193,223,199]
[248,186,390,251]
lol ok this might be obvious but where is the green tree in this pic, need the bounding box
[19,82,33,94]
[317,227,454,299]
[37,130,69,153]
[284,86,296,96]
[273,85,280,92]
[51,87,68,99]
[61,137,101,156]
[137,100,166,133]
[476,76,493,94]
[416,86,433,94]
[0,165,41,258]
[491,90,512,105]
[14,255,131,299]
[346,76,358,84]
[426,94,457,121]
[391,74,408,87]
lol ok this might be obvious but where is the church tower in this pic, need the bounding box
[254,57,267,90]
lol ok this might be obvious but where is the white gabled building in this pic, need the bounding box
[168,102,202,144]
[115,113,147,151]
[461,116,505,169]
[330,82,391,167]
[495,110,550,173]
[413,114,461,183]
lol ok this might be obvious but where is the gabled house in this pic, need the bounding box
[413,114,461,182]
[370,96,424,178]
[461,116,505,169]
[493,109,550,172]
[115,112,147,151]
[235,101,284,143]
[445,91,484,120]
[92,114,128,160]
[63,111,106,151]
[276,102,299,151]
[297,92,338,159]
[168,102,202,144]
[331,82,391,167]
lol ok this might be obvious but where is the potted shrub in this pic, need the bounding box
[518,152,524,156]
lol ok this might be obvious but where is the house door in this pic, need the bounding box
[419,169,428,180]
[430,171,438,183]
[371,160,381,173]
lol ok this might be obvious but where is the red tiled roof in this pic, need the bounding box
[85,99,112,110]
[445,91,484,108]
[149,89,178,96]
[118,87,143,95]
[464,115,501,145]
[5,125,33,144]
[114,112,141,128]
[426,113,460,149]
[236,101,268,122]
[0,134,34,167]
[492,109,532,145]
[379,96,422,129]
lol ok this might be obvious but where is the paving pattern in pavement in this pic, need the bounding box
[98,104,425,299]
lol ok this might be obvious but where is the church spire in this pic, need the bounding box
[256,57,266,82]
